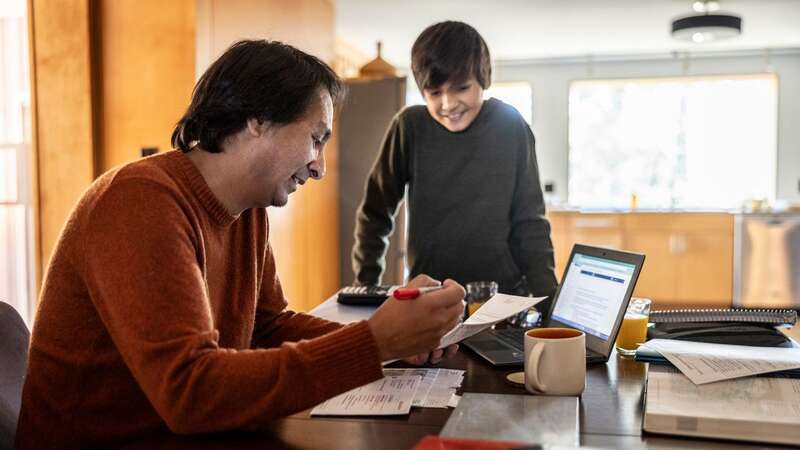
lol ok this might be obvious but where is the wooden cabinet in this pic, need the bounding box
[548,211,733,308]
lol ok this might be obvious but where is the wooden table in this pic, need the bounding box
[125,298,799,449]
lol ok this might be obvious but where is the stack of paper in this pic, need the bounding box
[310,368,466,416]
[639,339,800,384]
[643,366,800,445]
[384,368,464,408]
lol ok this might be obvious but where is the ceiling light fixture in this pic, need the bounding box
[672,0,741,43]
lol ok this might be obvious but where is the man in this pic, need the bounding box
[15,40,463,449]
[353,22,558,312]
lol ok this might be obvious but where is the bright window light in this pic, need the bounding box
[568,74,777,209]
[486,82,533,125]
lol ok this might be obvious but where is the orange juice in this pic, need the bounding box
[467,302,485,316]
[615,313,648,355]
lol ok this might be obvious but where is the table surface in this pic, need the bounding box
[127,297,800,450]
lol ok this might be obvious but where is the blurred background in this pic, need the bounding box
[2,0,799,325]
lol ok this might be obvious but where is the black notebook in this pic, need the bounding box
[649,308,797,325]
[647,308,797,347]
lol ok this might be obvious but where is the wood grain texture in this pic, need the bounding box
[28,0,96,276]
[198,0,338,312]
[95,0,196,171]
[548,211,734,307]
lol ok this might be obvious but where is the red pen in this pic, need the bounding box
[393,285,446,300]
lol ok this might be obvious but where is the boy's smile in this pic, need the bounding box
[423,76,484,132]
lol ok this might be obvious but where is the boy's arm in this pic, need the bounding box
[509,126,559,309]
[352,115,410,285]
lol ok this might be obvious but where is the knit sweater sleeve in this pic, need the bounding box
[251,241,343,348]
[509,124,558,302]
[80,178,383,434]
[352,113,411,285]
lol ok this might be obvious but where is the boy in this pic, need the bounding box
[353,21,558,312]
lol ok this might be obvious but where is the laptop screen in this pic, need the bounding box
[550,253,637,341]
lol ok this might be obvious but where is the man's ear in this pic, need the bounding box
[246,118,268,137]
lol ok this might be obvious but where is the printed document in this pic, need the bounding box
[642,339,800,384]
[644,367,800,445]
[383,368,464,408]
[310,375,420,416]
[439,294,544,348]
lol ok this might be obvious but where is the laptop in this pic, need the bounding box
[463,244,645,366]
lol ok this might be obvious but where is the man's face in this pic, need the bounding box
[248,89,333,208]
[422,76,484,132]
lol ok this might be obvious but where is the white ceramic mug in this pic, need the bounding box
[524,328,586,396]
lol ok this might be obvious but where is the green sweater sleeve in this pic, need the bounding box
[352,114,410,285]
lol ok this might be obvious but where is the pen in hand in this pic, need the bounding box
[393,285,446,300]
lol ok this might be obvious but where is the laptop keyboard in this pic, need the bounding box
[493,328,527,351]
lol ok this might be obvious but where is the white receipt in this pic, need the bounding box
[641,339,800,384]
[310,375,420,416]
[383,368,465,408]
[439,294,544,348]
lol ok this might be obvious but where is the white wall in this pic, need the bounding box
[494,50,800,205]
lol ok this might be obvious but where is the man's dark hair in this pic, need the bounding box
[411,21,491,92]
[171,40,344,153]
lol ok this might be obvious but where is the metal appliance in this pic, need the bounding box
[733,213,800,309]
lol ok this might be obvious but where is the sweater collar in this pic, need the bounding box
[168,150,237,226]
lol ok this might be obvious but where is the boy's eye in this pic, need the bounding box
[458,85,471,91]
[428,90,442,97]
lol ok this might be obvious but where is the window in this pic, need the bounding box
[1,1,33,324]
[568,74,777,209]
[486,82,532,125]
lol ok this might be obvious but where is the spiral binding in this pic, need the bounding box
[649,308,797,325]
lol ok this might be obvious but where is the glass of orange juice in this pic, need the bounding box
[465,281,498,318]
[615,297,651,356]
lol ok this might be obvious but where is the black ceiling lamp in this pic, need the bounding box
[671,0,742,43]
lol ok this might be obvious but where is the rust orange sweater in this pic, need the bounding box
[15,151,383,449]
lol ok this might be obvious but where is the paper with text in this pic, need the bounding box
[383,368,464,408]
[310,375,420,416]
[439,294,544,348]
[642,339,800,384]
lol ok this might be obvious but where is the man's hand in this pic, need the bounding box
[367,275,465,362]
[403,344,459,365]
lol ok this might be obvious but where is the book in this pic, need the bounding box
[439,393,579,447]
[649,308,796,325]
[643,366,800,445]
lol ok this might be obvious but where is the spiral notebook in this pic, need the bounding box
[649,308,797,325]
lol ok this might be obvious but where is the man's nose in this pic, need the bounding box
[308,152,326,180]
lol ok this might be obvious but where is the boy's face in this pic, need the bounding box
[422,76,484,132]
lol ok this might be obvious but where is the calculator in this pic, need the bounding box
[336,285,398,306]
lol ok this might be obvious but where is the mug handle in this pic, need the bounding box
[526,342,547,393]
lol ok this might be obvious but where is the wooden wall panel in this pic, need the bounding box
[28,0,96,277]
[198,0,338,312]
[95,0,195,171]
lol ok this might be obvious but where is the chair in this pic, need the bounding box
[0,302,29,450]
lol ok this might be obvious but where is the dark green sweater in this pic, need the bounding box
[353,98,557,300]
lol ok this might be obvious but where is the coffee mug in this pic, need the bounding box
[524,328,586,396]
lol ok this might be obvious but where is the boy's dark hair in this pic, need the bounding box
[171,40,344,153]
[411,21,491,92]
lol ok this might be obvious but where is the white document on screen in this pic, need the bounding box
[438,294,544,348]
